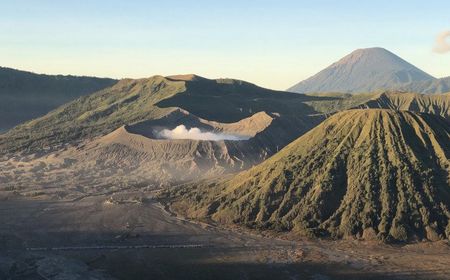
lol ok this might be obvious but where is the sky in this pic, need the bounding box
[1,0,449,90]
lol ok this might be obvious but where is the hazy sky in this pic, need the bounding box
[1,0,449,90]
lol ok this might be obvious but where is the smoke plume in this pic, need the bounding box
[433,30,450,54]
[157,125,250,141]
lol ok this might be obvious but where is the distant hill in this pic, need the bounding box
[288,48,448,94]
[163,109,450,242]
[0,67,117,132]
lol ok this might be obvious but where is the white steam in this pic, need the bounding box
[157,125,250,141]
[433,30,450,54]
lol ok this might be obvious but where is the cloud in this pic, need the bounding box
[433,30,450,54]
[157,125,250,141]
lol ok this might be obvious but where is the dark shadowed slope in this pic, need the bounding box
[0,67,117,132]
[288,48,438,94]
[163,109,450,242]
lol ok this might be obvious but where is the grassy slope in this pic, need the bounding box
[163,109,450,242]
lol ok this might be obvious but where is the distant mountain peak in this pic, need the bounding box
[288,48,436,94]
[336,48,393,64]
[334,47,422,70]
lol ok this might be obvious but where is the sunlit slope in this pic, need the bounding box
[164,109,450,242]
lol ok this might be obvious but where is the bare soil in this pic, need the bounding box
[0,190,449,280]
